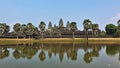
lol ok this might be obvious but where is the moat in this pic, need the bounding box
[0,42,120,68]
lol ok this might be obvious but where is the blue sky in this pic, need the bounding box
[0,0,120,31]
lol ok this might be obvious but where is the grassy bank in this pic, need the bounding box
[40,38,120,42]
[0,39,39,45]
[0,38,120,45]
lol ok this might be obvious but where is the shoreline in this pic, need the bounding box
[0,38,120,45]
[0,38,120,41]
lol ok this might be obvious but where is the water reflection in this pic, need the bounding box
[84,45,101,63]
[0,48,9,59]
[0,42,120,64]
[106,45,120,61]
[39,50,46,61]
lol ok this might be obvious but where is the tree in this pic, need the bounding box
[92,24,99,36]
[70,22,77,39]
[83,19,92,40]
[3,24,10,36]
[105,24,117,35]
[59,18,64,28]
[48,21,52,29]
[26,23,35,38]
[0,23,4,36]
[21,24,27,38]
[0,23,10,37]
[13,23,21,38]
[33,27,39,39]
[39,21,46,39]
[100,31,106,37]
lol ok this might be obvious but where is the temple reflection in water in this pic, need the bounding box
[0,42,120,64]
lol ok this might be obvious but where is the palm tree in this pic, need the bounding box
[21,24,27,38]
[83,19,92,40]
[4,24,10,36]
[13,23,21,39]
[0,23,10,38]
[92,24,99,36]
[70,22,77,39]
[27,23,35,39]
[39,21,46,39]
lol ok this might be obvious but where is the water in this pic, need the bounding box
[0,42,120,68]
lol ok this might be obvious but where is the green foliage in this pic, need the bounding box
[39,21,46,39]
[39,21,46,32]
[13,23,22,37]
[70,22,77,32]
[105,24,117,35]
[13,23,21,33]
[92,24,99,30]
[27,23,35,37]
[100,31,106,36]
[21,24,27,36]
[70,22,77,39]
[2,18,120,38]
[0,23,10,36]
[83,19,92,31]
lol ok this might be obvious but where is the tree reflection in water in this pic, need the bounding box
[0,48,9,59]
[39,50,46,61]
[13,49,21,59]
[105,44,120,61]
[1,43,120,63]
[106,45,118,56]
[82,44,101,63]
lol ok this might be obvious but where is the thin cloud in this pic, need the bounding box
[109,13,120,25]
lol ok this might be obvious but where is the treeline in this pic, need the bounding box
[0,18,120,38]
